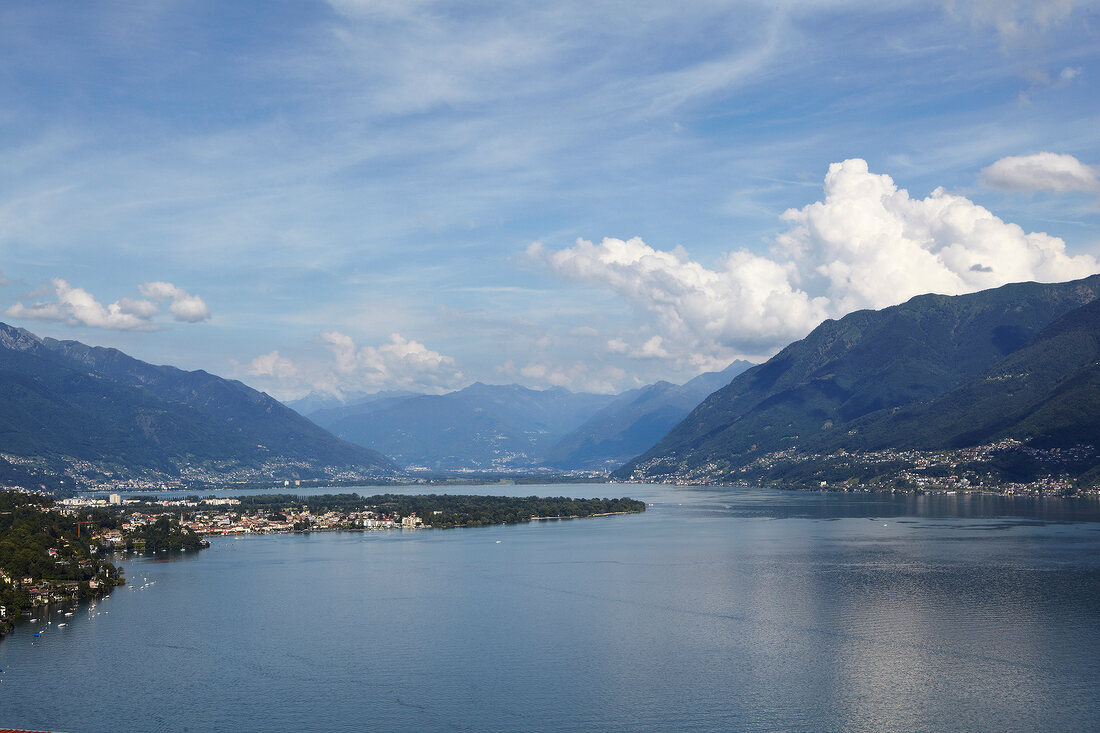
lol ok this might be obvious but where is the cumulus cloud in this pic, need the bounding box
[6,278,157,330]
[607,336,669,359]
[506,359,625,394]
[239,331,466,399]
[533,158,1099,363]
[4,278,213,331]
[319,331,464,392]
[247,350,299,379]
[528,235,828,355]
[776,158,1097,313]
[981,152,1100,193]
[138,281,211,323]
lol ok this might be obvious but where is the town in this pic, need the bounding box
[626,439,1100,497]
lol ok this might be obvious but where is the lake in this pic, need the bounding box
[3,484,1100,732]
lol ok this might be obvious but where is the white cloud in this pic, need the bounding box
[247,350,299,379]
[607,335,670,360]
[4,278,213,331]
[138,281,211,323]
[318,331,464,393]
[534,158,1100,364]
[528,235,828,355]
[634,336,669,359]
[507,359,625,394]
[239,331,466,400]
[606,338,629,355]
[1058,66,1081,85]
[6,278,157,331]
[117,296,160,318]
[980,152,1100,193]
[777,158,1098,313]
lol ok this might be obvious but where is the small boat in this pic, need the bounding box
[57,623,67,627]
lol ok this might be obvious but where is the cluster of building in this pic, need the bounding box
[629,439,1099,496]
[1,560,112,607]
[2,451,394,494]
[115,501,428,536]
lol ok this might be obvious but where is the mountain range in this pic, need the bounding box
[301,361,753,472]
[616,274,1100,488]
[4,271,1098,492]
[0,322,394,489]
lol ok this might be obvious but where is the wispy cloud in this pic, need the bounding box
[0,1,1097,394]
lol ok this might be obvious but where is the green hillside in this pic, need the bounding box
[0,323,396,487]
[845,298,1100,452]
[616,275,1100,488]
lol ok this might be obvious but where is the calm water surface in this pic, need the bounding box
[3,484,1100,732]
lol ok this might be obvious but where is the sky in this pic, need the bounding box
[1,0,1099,400]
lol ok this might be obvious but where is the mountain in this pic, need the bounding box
[542,360,754,470]
[307,364,758,472]
[285,389,420,416]
[0,322,395,488]
[844,297,1100,453]
[305,391,426,424]
[308,382,619,471]
[616,275,1100,485]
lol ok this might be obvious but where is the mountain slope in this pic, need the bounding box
[842,297,1100,452]
[543,360,754,470]
[0,323,395,485]
[616,275,1100,482]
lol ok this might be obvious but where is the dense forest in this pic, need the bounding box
[125,516,206,553]
[0,490,207,637]
[0,492,123,635]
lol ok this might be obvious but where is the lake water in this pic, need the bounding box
[4,484,1100,732]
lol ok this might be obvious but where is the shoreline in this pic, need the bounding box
[195,509,646,537]
[613,478,1100,500]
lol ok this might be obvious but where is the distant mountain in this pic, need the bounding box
[0,322,395,488]
[305,391,426,424]
[616,275,1100,485]
[307,363,756,472]
[542,360,754,470]
[308,382,619,471]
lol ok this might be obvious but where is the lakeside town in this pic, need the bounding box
[58,494,429,536]
[1,489,644,635]
[622,439,1100,497]
[55,492,647,537]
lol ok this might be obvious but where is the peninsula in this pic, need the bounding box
[91,493,647,535]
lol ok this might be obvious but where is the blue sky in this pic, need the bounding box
[2,0,1098,399]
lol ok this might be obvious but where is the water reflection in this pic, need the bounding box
[5,484,1099,732]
